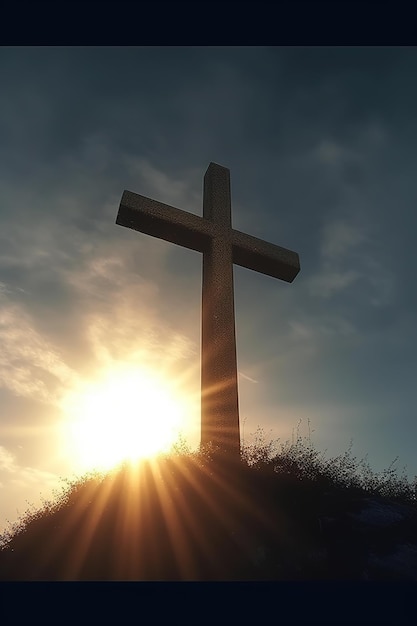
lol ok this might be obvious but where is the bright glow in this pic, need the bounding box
[62,368,189,471]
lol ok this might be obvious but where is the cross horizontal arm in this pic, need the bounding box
[117,191,300,282]
[231,229,300,283]
[116,190,213,253]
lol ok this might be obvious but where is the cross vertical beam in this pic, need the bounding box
[201,164,240,456]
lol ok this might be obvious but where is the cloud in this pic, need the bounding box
[0,296,79,404]
[0,154,203,449]
[0,444,60,489]
[308,216,395,307]
[124,156,202,214]
[64,232,197,369]
[0,446,15,472]
[320,219,366,261]
[314,124,386,171]
[309,268,360,298]
[0,245,196,410]
[0,444,62,534]
[308,218,365,298]
[288,315,356,346]
[316,139,361,167]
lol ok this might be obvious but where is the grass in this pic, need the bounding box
[0,420,416,580]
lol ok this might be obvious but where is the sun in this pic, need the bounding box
[62,368,191,471]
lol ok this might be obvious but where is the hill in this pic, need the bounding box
[1,427,416,580]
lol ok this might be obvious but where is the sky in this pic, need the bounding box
[1,46,417,532]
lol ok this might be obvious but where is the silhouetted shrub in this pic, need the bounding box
[0,421,415,580]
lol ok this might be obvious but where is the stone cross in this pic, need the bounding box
[116,162,300,460]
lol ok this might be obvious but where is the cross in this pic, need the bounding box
[116,162,300,461]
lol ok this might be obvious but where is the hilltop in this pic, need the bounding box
[1,427,416,581]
